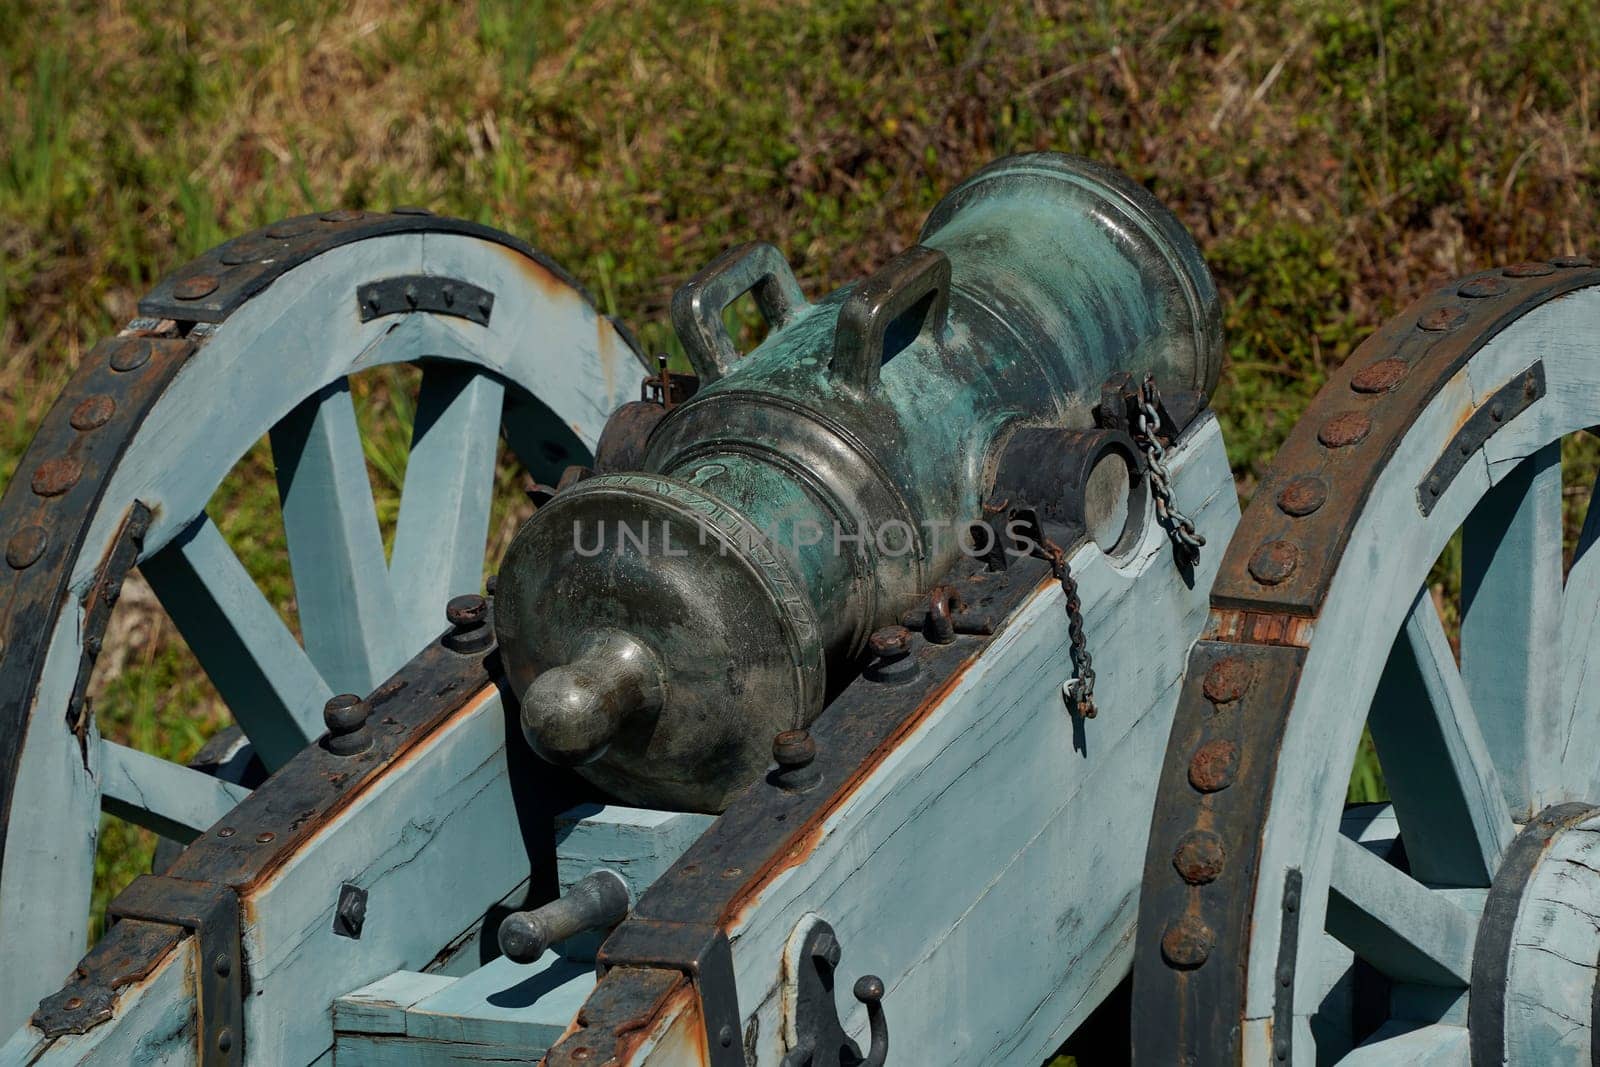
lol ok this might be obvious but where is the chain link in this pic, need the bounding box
[1044,540,1096,719]
[1134,373,1205,563]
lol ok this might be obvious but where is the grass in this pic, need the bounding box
[3,0,1600,1042]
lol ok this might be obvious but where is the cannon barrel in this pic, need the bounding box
[495,153,1222,810]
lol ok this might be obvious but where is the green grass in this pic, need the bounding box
[3,0,1600,1025]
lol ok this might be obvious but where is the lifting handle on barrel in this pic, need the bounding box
[830,245,950,394]
[498,869,630,964]
[671,241,809,383]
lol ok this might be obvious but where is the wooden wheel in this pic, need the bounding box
[1132,256,1600,1063]
[0,210,643,1032]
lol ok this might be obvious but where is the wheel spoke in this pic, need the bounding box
[98,740,249,844]
[271,378,403,695]
[1559,464,1600,797]
[1326,835,1476,986]
[1368,588,1514,886]
[388,366,504,650]
[1460,442,1564,817]
[142,515,332,769]
[1340,1022,1469,1064]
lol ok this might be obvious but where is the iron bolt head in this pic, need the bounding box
[6,526,48,569]
[1459,276,1510,299]
[1188,739,1240,793]
[1248,540,1300,585]
[109,338,152,372]
[868,625,912,658]
[772,729,816,769]
[1350,358,1407,394]
[320,209,364,222]
[216,1028,233,1053]
[1504,261,1555,278]
[1418,305,1468,332]
[214,953,231,977]
[69,395,116,430]
[324,693,369,734]
[1317,411,1372,449]
[1274,476,1327,518]
[217,826,236,838]
[173,274,220,301]
[1172,830,1226,884]
[256,831,276,844]
[446,594,487,628]
[1553,255,1593,268]
[32,456,83,497]
[1160,916,1213,968]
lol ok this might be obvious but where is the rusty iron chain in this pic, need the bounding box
[1044,540,1096,719]
[1135,373,1204,562]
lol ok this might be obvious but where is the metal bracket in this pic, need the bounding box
[109,875,244,1066]
[356,274,495,326]
[597,920,746,1067]
[66,501,150,756]
[1271,868,1302,1064]
[1417,360,1545,515]
[780,918,888,1067]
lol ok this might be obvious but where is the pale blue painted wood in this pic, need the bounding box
[333,971,455,1036]
[141,515,331,768]
[1460,441,1564,818]
[1501,814,1600,1063]
[554,804,715,897]
[1341,1022,1468,1064]
[0,610,98,1036]
[1559,468,1600,799]
[98,739,250,843]
[1367,588,1513,887]
[403,952,593,1046]
[239,687,534,1066]
[1325,835,1475,988]
[388,367,504,652]
[271,378,403,697]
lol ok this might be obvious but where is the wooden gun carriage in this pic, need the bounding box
[2,153,1598,1065]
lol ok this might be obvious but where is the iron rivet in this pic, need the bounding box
[1504,261,1555,278]
[1202,658,1252,704]
[214,953,231,977]
[1552,255,1593,268]
[1418,306,1468,331]
[1317,411,1372,449]
[1160,916,1213,968]
[1248,540,1300,585]
[1350,358,1407,394]
[256,831,275,844]
[721,866,742,879]
[441,285,456,306]
[265,219,314,238]
[1285,889,1300,912]
[320,209,364,222]
[1278,966,1293,988]
[70,395,117,430]
[391,205,433,215]
[5,526,48,569]
[1275,476,1327,518]
[217,1028,233,1053]
[219,241,268,266]
[1490,403,1504,422]
[173,274,220,300]
[1172,830,1226,885]
[1459,276,1509,299]
[719,1023,735,1047]
[85,636,102,656]
[1275,1037,1289,1061]
[869,626,912,657]
[217,826,236,838]
[109,338,152,372]
[1188,739,1239,793]
[65,995,82,1010]
[404,283,419,307]
[31,456,83,497]
[572,1047,592,1061]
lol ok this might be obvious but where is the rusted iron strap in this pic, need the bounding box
[164,635,499,889]
[0,332,195,901]
[67,502,153,757]
[109,875,242,1066]
[1211,261,1600,617]
[548,554,1054,1062]
[30,628,500,1040]
[1131,639,1308,1064]
[140,209,598,325]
